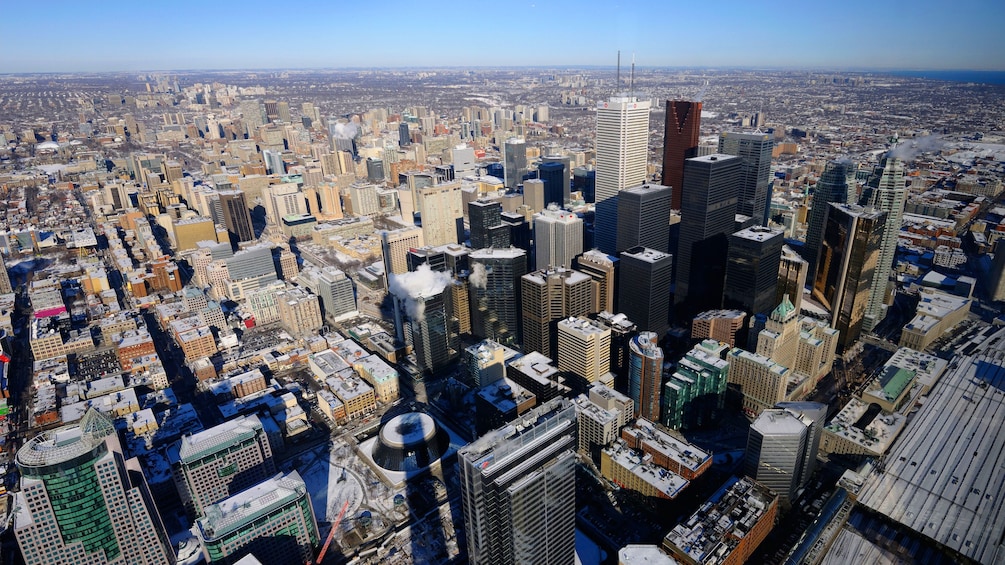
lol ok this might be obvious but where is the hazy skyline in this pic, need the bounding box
[3,0,1004,73]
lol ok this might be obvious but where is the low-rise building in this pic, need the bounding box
[601,441,689,501]
[621,419,712,481]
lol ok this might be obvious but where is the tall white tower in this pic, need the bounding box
[534,206,584,269]
[861,156,906,332]
[594,95,651,255]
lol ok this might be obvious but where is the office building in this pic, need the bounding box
[469,199,509,250]
[535,207,583,269]
[628,331,663,421]
[299,266,357,323]
[600,442,689,501]
[660,100,702,210]
[718,132,774,224]
[990,240,1005,301]
[860,156,907,332]
[539,158,569,205]
[675,155,740,315]
[593,311,639,383]
[171,414,276,517]
[348,182,381,217]
[418,181,464,247]
[618,247,672,338]
[398,122,410,146]
[811,204,886,350]
[391,269,455,373]
[218,190,255,244]
[594,95,651,255]
[380,226,424,276]
[469,248,528,347]
[773,401,827,490]
[804,159,857,277]
[556,316,612,385]
[521,267,592,358]
[616,183,672,254]
[459,398,577,565]
[522,178,546,212]
[662,339,730,430]
[503,137,528,188]
[172,216,218,253]
[776,245,808,314]
[12,410,175,565]
[723,226,784,315]
[574,249,617,314]
[366,157,385,183]
[195,471,319,565]
[727,348,790,417]
[744,406,821,503]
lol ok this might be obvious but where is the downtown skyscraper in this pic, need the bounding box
[804,159,857,277]
[675,154,740,316]
[459,398,578,565]
[12,410,175,565]
[594,95,651,255]
[661,100,702,210]
[860,156,907,332]
[718,131,774,225]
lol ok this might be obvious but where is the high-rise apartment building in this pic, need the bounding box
[723,226,784,315]
[418,181,464,247]
[628,331,664,421]
[860,156,907,332]
[557,316,612,386]
[675,155,740,315]
[534,207,584,269]
[521,267,592,358]
[718,132,774,224]
[218,190,255,244]
[13,410,175,565]
[469,248,528,347]
[811,203,885,350]
[804,159,857,277]
[594,96,651,255]
[195,471,319,565]
[618,247,673,338]
[616,183,672,254]
[170,414,276,517]
[459,398,577,565]
[574,249,617,315]
[660,100,702,210]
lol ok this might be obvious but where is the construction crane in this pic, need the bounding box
[308,499,350,565]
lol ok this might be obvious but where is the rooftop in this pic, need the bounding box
[622,246,671,262]
[856,326,1005,563]
[604,443,689,499]
[733,225,783,243]
[664,477,777,565]
[177,414,263,462]
[197,471,308,540]
[624,419,712,473]
[824,397,906,454]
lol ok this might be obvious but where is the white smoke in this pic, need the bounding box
[469,263,488,289]
[331,121,359,140]
[887,135,944,162]
[387,263,453,322]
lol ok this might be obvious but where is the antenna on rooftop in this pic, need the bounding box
[630,53,636,97]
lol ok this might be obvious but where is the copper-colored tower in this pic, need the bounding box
[661,100,702,209]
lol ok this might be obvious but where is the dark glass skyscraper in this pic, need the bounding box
[811,203,886,350]
[804,159,857,277]
[538,161,567,206]
[718,132,774,225]
[218,190,255,244]
[661,99,702,210]
[616,183,672,254]
[675,154,740,316]
[618,247,673,338]
[723,226,785,315]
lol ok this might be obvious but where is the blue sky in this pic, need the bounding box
[2,0,1003,72]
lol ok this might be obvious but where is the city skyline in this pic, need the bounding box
[3,0,1005,73]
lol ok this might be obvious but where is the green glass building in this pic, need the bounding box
[662,339,731,430]
[12,409,175,565]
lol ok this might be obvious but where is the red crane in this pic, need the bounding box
[308,499,350,565]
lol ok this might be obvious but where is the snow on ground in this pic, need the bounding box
[293,443,365,523]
